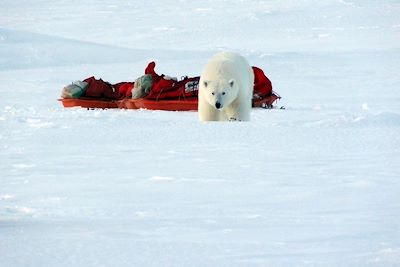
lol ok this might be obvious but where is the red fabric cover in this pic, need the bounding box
[146,77,200,100]
[145,61,161,84]
[147,77,200,100]
[143,61,200,100]
[252,66,273,98]
[146,77,175,99]
[83,77,133,99]
[114,82,134,98]
[83,77,117,99]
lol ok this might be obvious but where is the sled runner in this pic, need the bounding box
[58,94,279,111]
[117,98,198,111]
[59,62,280,111]
[60,98,119,109]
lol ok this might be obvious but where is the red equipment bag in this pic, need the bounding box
[143,61,200,100]
[83,77,133,100]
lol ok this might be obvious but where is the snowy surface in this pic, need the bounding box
[1,1,400,266]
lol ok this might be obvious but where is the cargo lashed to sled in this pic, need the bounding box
[58,62,280,111]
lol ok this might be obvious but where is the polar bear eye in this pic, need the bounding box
[211,92,215,95]
[222,92,226,95]
[203,81,208,87]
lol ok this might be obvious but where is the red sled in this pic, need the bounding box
[58,62,281,111]
[58,95,280,111]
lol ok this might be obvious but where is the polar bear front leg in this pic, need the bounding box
[224,97,251,121]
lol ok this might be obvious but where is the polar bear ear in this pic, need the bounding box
[229,79,235,88]
[203,81,208,87]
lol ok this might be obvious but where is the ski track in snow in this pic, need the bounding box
[1,1,400,266]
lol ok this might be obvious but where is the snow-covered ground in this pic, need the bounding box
[1,1,399,266]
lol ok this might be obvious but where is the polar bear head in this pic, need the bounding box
[200,78,238,110]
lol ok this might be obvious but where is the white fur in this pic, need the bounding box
[198,52,254,121]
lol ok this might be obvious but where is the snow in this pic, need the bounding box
[1,0,400,266]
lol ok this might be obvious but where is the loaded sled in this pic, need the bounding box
[59,62,280,111]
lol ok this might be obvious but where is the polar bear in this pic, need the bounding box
[198,52,254,121]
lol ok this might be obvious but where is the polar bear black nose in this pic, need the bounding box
[215,102,222,109]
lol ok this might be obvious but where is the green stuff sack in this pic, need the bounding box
[61,81,89,99]
[131,74,153,99]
